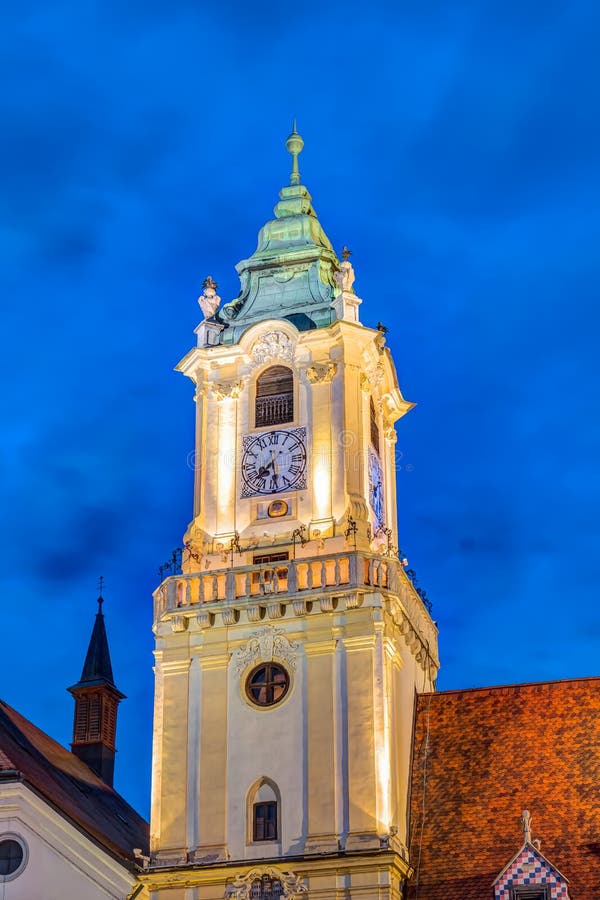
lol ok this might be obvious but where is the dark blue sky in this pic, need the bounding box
[2,2,599,817]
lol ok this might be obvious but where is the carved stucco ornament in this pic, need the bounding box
[225,866,308,899]
[360,361,385,393]
[306,361,338,384]
[384,423,397,443]
[230,626,298,675]
[212,381,242,401]
[251,331,295,367]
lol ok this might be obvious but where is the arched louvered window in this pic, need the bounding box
[255,366,293,428]
[248,778,280,844]
[370,396,380,453]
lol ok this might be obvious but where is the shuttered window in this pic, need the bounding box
[253,801,278,841]
[255,366,293,427]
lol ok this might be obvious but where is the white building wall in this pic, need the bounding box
[0,782,136,900]
[225,632,305,860]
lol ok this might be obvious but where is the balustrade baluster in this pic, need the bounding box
[167,580,177,609]
[349,553,358,587]
[334,557,341,585]
[288,561,298,593]
[371,560,378,586]
[226,571,235,602]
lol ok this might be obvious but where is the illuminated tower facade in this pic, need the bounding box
[142,128,439,899]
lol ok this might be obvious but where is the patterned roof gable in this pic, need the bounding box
[494,843,569,899]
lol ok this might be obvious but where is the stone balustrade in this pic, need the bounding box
[153,551,438,670]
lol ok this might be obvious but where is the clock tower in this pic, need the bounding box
[142,126,439,900]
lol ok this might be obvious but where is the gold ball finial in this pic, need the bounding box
[285,119,304,185]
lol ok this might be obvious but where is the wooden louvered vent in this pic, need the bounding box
[72,691,116,747]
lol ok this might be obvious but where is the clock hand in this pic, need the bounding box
[258,459,275,478]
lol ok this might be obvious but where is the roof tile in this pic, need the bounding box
[408,677,600,899]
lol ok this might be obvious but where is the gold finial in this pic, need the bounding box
[285,119,304,185]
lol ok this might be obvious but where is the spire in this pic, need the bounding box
[285,119,304,185]
[70,589,117,691]
[68,585,124,786]
[219,124,340,342]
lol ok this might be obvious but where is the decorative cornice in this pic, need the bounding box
[306,362,338,384]
[230,626,299,675]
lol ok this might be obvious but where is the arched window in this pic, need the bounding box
[255,366,293,428]
[370,396,380,452]
[248,778,280,843]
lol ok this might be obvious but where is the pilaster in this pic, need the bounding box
[155,658,190,860]
[195,652,229,863]
[343,634,379,849]
[304,637,338,854]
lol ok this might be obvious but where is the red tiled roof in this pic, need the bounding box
[0,746,17,771]
[0,699,148,866]
[408,677,600,899]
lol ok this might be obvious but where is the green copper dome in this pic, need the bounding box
[220,126,340,343]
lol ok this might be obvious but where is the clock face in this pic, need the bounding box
[368,448,384,528]
[241,428,307,497]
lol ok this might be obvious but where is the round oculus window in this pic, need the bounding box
[246,662,289,707]
[0,835,27,882]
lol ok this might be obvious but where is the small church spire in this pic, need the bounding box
[68,584,125,787]
[285,119,304,185]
